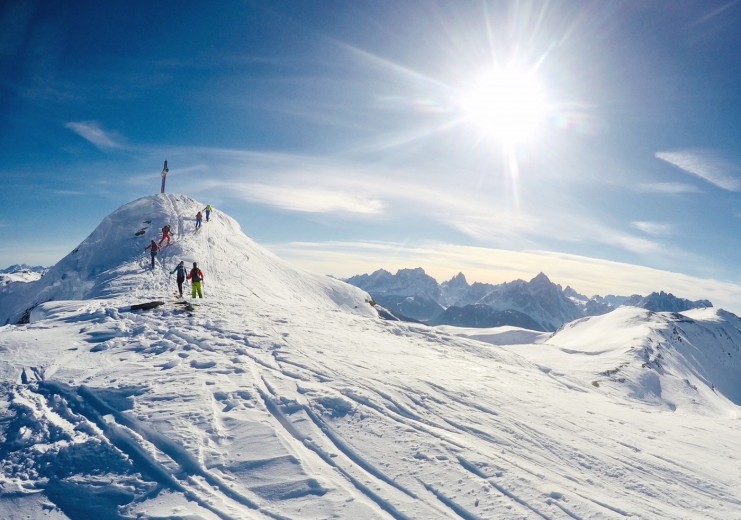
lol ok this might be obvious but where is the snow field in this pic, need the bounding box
[0,193,739,519]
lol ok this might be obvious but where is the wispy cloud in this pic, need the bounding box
[147,146,451,216]
[65,121,124,151]
[631,221,673,236]
[51,189,86,196]
[108,144,695,271]
[656,149,741,191]
[238,183,385,214]
[123,162,210,188]
[610,234,664,255]
[694,0,741,25]
[128,145,691,261]
[634,182,702,195]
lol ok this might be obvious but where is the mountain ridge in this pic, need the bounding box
[346,267,713,331]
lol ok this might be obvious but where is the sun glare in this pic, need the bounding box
[460,69,547,145]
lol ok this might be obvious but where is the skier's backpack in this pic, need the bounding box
[162,225,170,234]
[190,268,202,283]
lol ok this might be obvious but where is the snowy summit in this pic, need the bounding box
[0,193,739,519]
[0,194,369,326]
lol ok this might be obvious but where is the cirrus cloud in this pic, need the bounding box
[631,221,673,236]
[656,149,741,191]
[634,182,702,195]
[238,183,385,214]
[65,121,124,151]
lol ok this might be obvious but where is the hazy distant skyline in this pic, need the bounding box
[3,1,741,308]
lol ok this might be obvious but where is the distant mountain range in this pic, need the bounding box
[0,264,47,286]
[345,268,712,331]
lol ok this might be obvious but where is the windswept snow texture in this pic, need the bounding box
[0,194,740,519]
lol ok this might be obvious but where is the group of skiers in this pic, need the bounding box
[142,204,213,297]
[144,224,174,269]
[171,261,205,298]
[195,204,212,230]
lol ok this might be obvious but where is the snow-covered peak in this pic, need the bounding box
[563,285,588,303]
[626,290,712,312]
[346,267,441,300]
[528,271,553,287]
[0,264,46,286]
[0,264,47,275]
[0,194,374,324]
[541,306,741,412]
[445,272,468,286]
[439,272,469,306]
[476,274,581,330]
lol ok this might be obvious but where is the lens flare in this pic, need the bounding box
[459,69,547,145]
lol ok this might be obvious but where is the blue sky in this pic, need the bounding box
[3,0,741,307]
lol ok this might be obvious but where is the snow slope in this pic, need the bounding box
[0,194,373,325]
[0,194,740,519]
[435,324,549,345]
[536,306,741,413]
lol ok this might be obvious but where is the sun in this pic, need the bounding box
[459,68,547,145]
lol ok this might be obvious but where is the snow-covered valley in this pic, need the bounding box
[1,194,739,519]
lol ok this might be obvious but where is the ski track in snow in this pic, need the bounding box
[4,297,740,520]
[1,194,740,519]
[5,300,741,519]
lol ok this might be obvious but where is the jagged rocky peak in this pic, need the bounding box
[367,269,395,285]
[1,264,47,274]
[393,268,441,296]
[444,272,469,287]
[440,272,471,307]
[346,267,441,300]
[395,267,432,280]
[344,265,720,332]
[563,285,589,302]
[369,268,393,280]
[632,291,712,313]
[529,272,558,288]
[344,269,393,291]
[527,272,565,303]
